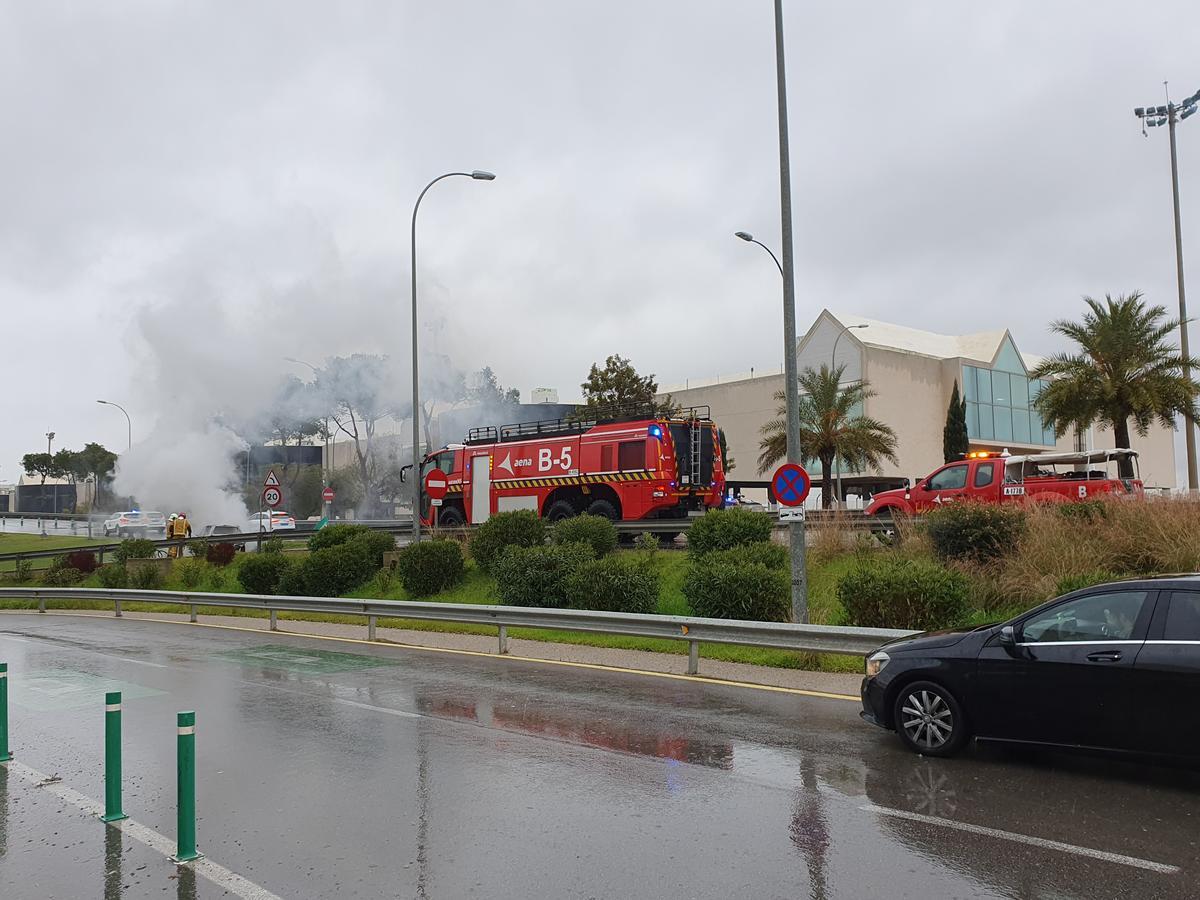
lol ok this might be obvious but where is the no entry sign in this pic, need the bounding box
[321,487,335,503]
[424,470,448,501]
[771,462,811,507]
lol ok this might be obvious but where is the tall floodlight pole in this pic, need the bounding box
[46,431,56,521]
[772,0,808,622]
[831,323,869,507]
[96,400,132,451]
[1136,87,1200,491]
[410,170,495,544]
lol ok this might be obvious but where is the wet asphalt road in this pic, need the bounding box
[0,614,1197,900]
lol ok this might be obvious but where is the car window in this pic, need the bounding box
[928,465,967,491]
[973,462,995,488]
[1164,592,1200,641]
[1021,591,1148,643]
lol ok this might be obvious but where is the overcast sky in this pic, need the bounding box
[2,1,1196,482]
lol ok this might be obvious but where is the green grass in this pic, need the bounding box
[0,534,112,572]
[0,548,867,674]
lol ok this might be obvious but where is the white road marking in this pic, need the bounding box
[861,804,1180,875]
[332,695,422,719]
[4,759,283,899]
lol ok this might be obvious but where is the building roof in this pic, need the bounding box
[823,311,1010,365]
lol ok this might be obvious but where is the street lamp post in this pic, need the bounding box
[96,400,132,451]
[410,170,495,545]
[45,431,55,526]
[1135,88,1200,491]
[831,323,869,507]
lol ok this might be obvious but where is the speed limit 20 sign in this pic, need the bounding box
[262,486,283,508]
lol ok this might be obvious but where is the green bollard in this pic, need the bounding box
[101,692,127,822]
[173,711,202,862]
[0,663,11,763]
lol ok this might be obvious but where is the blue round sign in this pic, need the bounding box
[772,463,811,507]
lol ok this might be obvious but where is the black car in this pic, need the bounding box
[860,577,1200,759]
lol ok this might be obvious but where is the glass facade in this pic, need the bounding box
[963,364,1056,446]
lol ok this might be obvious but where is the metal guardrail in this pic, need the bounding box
[0,587,914,674]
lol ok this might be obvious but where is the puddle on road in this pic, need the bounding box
[215,644,399,676]
[10,669,165,711]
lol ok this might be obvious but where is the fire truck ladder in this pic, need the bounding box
[688,415,702,487]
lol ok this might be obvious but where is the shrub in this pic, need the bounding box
[298,542,376,597]
[11,558,32,583]
[837,557,969,630]
[187,540,209,560]
[1055,570,1122,597]
[206,542,237,566]
[686,507,774,557]
[96,563,128,589]
[551,515,617,558]
[65,551,99,574]
[114,538,157,563]
[700,543,788,571]
[262,536,284,555]
[349,531,396,569]
[632,533,660,556]
[277,562,308,596]
[471,511,546,572]
[128,563,164,590]
[42,557,86,586]
[563,557,658,614]
[308,523,371,552]
[1056,500,1109,524]
[493,543,593,607]
[237,553,294,595]
[925,502,1026,563]
[176,559,208,590]
[395,540,465,597]
[683,558,791,621]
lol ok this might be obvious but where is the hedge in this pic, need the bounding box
[308,523,372,552]
[836,556,969,630]
[563,557,657,614]
[697,543,788,571]
[395,540,465,597]
[682,560,791,622]
[293,542,376,597]
[237,554,295,595]
[686,507,774,557]
[551,515,617,558]
[471,511,546,572]
[493,543,593,608]
[925,502,1026,563]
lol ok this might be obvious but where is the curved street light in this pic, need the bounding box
[411,170,495,542]
[96,400,132,451]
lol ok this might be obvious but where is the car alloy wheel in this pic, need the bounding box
[893,681,968,757]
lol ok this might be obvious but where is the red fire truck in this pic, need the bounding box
[865,448,1144,517]
[412,407,726,527]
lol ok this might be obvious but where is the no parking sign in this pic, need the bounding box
[771,462,811,507]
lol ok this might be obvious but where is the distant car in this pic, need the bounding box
[103,510,167,538]
[860,577,1200,761]
[248,511,296,532]
[199,524,246,552]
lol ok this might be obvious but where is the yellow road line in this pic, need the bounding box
[1,610,861,703]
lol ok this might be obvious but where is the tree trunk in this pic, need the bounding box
[1112,417,1135,478]
[819,454,834,509]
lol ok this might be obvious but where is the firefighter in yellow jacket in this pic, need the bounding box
[169,512,191,557]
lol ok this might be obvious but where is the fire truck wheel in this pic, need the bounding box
[437,506,466,527]
[546,501,577,522]
[585,499,619,521]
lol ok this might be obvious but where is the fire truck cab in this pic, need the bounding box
[414,407,726,527]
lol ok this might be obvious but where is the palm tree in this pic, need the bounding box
[758,364,899,508]
[1031,292,1200,478]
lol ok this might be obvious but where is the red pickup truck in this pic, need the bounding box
[865,449,1144,517]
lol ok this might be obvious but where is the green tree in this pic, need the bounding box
[1031,292,1200,478]
[757,364,899,508]
[467,366,521,408]
[943,381,969,463]
[579,354,676,416]
[718,428,736,473]
[21,452,61,485]
[77,442,118,504]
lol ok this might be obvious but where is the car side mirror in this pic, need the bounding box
[999,625,1019,656]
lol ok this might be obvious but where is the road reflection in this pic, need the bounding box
[103,825,122,900]
[790,756,830,900]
